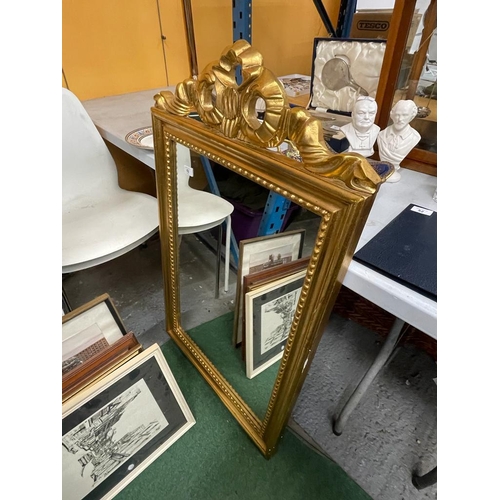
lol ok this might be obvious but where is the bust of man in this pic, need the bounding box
[377,100,421,182]
[341,96,380,157]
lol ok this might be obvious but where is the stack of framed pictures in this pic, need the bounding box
[62,294,142,402]
[62,294,196,499]
[231,230,309,379]
[233,230,306,348]
[243,257,310,379]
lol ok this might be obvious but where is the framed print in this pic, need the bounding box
[245,269,307,379]
[233,229,305,346]
[63,332,142,403]
[62,294,136,401]
[62,343,196,500]
[241,256,311,359]
[63,294,127,372]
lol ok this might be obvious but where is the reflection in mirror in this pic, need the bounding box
[178,152,320,420]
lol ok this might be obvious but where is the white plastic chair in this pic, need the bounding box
[62,88,233,300]
[62,88,159,275]
[176,145,234,296]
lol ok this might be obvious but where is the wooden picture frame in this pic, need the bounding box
[62,332,142,403]
[62,294,141,402]
[245,269,307,379]
[243,256,311,293]
[241,256,311,360]
[233,230,305,346]
[62,343,196,500]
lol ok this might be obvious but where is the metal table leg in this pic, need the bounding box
[224,215,231,292]
[62,286,72,314]
[412,466,437,490]
[215,216,232,298]
[215,224,222,299]
[332,317,406,436]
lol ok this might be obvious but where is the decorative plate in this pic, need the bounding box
[125,127,154,150]
[367,159,394,181]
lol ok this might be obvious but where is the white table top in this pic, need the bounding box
[83,88,437,339]
[345,169,437,339]
[83,87,174,170]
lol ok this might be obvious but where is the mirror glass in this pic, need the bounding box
[388,0,437,155]
[178,150,320,420]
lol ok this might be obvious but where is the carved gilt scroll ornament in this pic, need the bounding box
[154,40,390,194]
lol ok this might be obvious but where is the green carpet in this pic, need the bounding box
[115,314,372,500]
[187,312,279,420]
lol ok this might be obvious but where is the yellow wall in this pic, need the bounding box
[191,1,233,74]
[63,0,340,101]
[253,0,338,76]
[62,0,164,100]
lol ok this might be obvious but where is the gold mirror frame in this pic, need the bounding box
[151,40,391,458]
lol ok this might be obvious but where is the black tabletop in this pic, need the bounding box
[353,204,437,301]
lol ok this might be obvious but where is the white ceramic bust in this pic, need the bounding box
[340,96,380,157]
[377,100,421,183]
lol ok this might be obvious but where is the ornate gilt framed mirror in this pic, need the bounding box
[151,40,392,458]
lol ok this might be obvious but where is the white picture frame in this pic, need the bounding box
[245,269,307,379]
[62,343,195,500]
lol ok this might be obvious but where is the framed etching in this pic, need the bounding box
[245,269,307,379]
[62,343,195,500]
[233,229,305,346]
[241,256,311,361]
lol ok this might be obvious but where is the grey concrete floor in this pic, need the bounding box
[62,219,437,500]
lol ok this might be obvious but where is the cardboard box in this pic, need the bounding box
[349,10,392,39]
[350,10,422,49]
